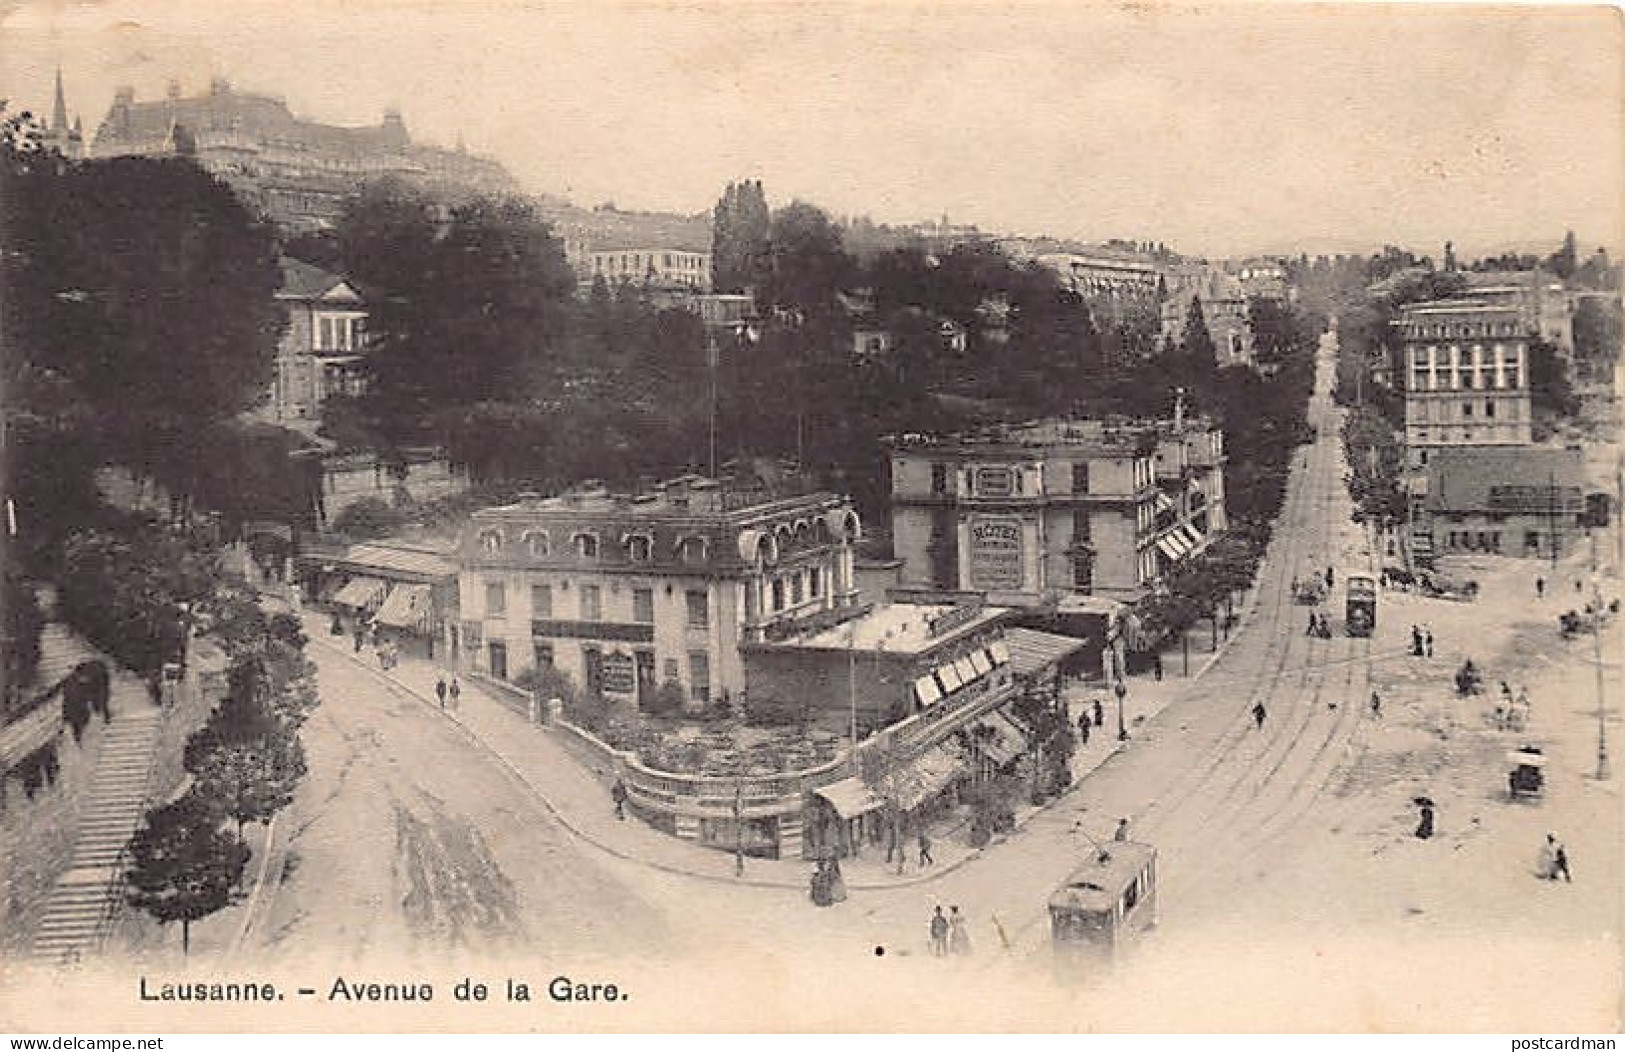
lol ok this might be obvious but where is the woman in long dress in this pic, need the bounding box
[948,906,971,955]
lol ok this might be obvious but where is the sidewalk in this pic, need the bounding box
[299,610,1207,893]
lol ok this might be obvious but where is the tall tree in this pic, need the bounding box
[763,201,851,315]
[6,156,284,436]
[1180,297,1217,365]
[711,179,770,294]
[125,794,250,955]
[335,183,574,445]
[1549,230,1579,281]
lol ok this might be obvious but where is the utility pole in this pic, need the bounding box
[1548,470,1559,573]
[707,337,719,479]
[1591,533,1610,781]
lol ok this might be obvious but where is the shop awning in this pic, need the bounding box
[1156,536,1185,562]
[1003,627,1090,678]
[375,583,432,628]
[813,777,885,819]
[332,575,388,609]
[1180,524,1204,550]
[895,745,967,811]
[1154,491,1177,513]
[913,674,943,707]
[972,710,1029,767]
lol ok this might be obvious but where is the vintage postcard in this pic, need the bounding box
[1,0,1621,1035]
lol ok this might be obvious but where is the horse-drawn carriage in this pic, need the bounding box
[1419,571,1479,602]
[1293,577,1328,605]
[1507,746,1546,800]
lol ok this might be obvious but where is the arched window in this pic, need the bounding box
[572,532,600,559]
[626,534,653,562]
[676,535,708,564]
[478,529,503,553]
[522,530,551,558]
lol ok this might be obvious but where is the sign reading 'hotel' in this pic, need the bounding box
[968,516,1024,590]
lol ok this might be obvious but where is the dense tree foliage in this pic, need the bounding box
[336,182,575,446]
[125,794,250,955]
[711,179,770,294]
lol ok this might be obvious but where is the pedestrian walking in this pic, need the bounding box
[1370,691,1382,718]
[1092,698,1104,728]
[1411,624,1424,657]
[1536,577,1545,599]
[1424,629,1433,657]
[1153,652,1163,681]
[611,778,628,820]
[1415,802,1435,840]
[948,906,972,956]
[1291,575,1300,596]
[1077,714,1091,747]
[448,677,461,708]
[1325,566,1335,588]
[1115,817,1130,842]
[1308,610,1319,636]
[353,627,364,653]
[886,824,899,865]
[929,906,949,956]
[1548,834,1572,882]
[435,676,448,709]
[1252,701,1267,730]
[918,831,934,867]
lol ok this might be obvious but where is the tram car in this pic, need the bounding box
[1048,841,1159,965]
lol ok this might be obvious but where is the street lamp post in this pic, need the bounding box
[1590,535,1611,782]
[734,780,745,876]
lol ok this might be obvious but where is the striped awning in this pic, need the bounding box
[332,576,388,609]
[1156,536,1185,562]
[813,777,885,819]
[1180,524,1204,550]
[1154,491,1177,513]
[375,583,432,629]
[894,745,967,812]
[972,709,1029,767]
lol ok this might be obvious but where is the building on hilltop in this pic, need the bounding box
[39,68,85,160]
[88,78,517,232]
[456,478,862,707]
[888,408,1227,606]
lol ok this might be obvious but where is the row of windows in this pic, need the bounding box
[485,579,711,628]
[592,252,708,274]
[767,566,823,613]
[1404,321,1521,339]
[478,527,709,564]
[313,314,364,353]
[532,642,713,704]
[1410,399,1521,424]
[1441,530,1549,553]
[926,460,1129,497]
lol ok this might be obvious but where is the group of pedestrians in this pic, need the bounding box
[433,674,462,710]
[886,828,935,868]
[927,904,972,957]
[1305,610,1332,638]
[1075,697,1105,746]
[1494,681,1533,731]
[1409,623,1434,657]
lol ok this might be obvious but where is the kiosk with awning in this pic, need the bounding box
[375,582,433,629]
[332,575,388,610]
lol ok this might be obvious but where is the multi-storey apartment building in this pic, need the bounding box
[889,415,1227,605]
[1396,298,1533,469]
[456,479,862,709]
[265,257,368,426]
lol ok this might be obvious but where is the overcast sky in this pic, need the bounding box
[3,1,1621,259]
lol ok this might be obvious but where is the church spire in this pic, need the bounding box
[52,66,69,131]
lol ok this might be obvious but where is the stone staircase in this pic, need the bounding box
[28,708,163,965]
